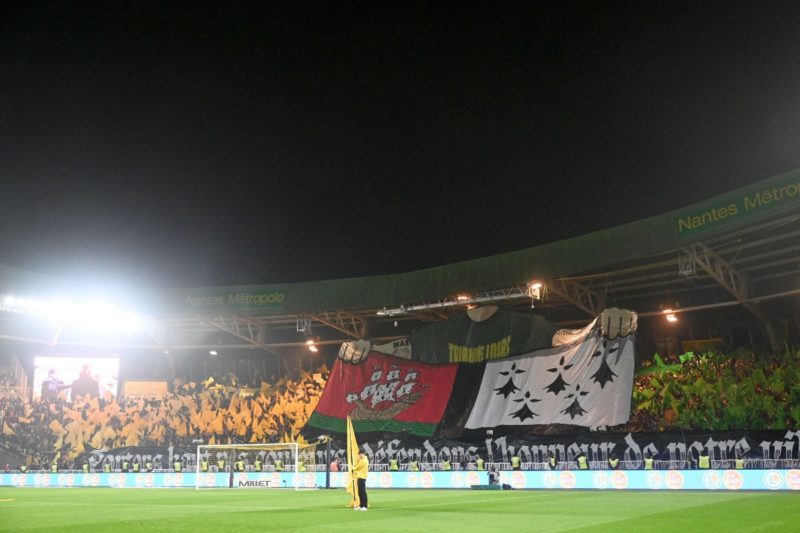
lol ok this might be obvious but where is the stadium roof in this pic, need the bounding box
[2,167,800,354]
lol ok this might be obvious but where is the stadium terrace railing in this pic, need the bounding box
[426,459,800,471]
[5,457,800,475]
[18,458,797,476]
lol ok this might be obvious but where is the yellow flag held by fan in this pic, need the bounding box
[345,415,360,508]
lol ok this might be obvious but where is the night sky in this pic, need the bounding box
[2,2,800,289]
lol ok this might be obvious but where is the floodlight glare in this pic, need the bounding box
[306,337,319,352]
[527,281,544,300]
[0,293,143,333]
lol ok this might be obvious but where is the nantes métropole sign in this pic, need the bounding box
[675,172,800,238]
[183,288,287,311]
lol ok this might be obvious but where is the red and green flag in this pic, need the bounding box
[307,351,457,436]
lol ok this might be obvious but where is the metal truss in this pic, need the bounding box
[372,279,609,318]
[545,278,605,317]
[306,310,366,338]
[204,314,284,357]
[375,285,540,317]
[681,241,778,348]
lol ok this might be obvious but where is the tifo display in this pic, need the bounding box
[1,306,799,492]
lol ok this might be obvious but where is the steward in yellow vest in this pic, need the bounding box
[608,455,620,470]
[82,463,89,473]
[698,454,710,469]
[103,463,111,473]
[132,461,140,473]
[735,458,745,469]
[548,455,558,470]
[201,460,209,472]
[389,459,399,471]
[255,459,262,471]
[274,460,282,472]
[577,455,588,470]
[511,456,521,470]
[218,459,226,471]
[476,457,485,470]
[442,460,452,471]
[644,457,654,470]
[409,460,419,472]
[173,461,182,473]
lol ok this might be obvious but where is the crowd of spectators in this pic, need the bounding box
[0,367,16,393]
[0,364,328,467]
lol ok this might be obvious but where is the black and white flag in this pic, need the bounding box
[464,327,635,428]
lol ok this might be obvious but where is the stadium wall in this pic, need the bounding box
[2,469,799,491]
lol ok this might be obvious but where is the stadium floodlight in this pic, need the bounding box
[0,293,143,333]
[663,309,678,323]
[195,442,320,490]
[527,281,543,301]
[73,300,142,332]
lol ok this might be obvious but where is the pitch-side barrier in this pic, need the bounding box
[2,469,799,490]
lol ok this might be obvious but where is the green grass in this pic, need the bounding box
[0,488,798,532]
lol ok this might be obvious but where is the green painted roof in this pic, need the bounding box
[3,167,800,315]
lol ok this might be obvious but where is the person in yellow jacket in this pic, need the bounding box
[353,452,369,511]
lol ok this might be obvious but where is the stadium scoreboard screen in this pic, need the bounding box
[33,355,120,401]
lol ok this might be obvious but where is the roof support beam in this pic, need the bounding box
[309,311,365,338]
[682,241,779,350]
[205,314,285,358]
[546,278,605,317]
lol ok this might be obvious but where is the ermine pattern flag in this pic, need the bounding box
[465,330,635,428]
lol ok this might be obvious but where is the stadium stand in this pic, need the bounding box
[2,345,798,473]
[0,363,327,468]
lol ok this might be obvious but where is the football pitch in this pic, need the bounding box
[0,488,798,532]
